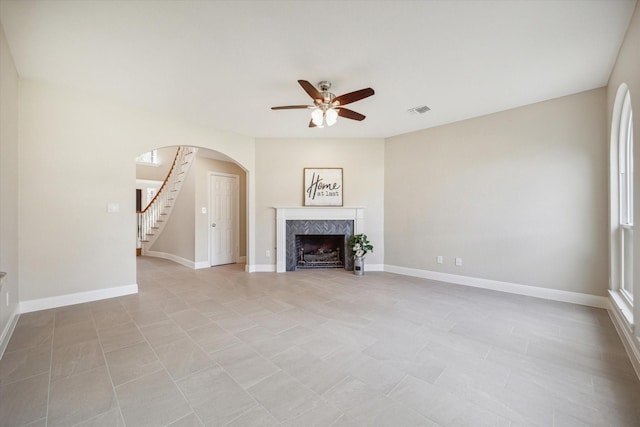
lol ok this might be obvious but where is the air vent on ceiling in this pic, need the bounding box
[408,105,431,115]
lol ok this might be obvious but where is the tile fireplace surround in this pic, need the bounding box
[275,208,364,273]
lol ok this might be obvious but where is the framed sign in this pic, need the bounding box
[304,168,343,206]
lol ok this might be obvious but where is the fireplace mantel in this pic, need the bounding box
[275,207,364,273]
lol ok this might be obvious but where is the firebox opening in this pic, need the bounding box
[295,234,345,270]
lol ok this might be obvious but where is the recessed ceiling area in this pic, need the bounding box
[0,0,636,139]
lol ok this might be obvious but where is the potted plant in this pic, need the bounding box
[348,233,373,276]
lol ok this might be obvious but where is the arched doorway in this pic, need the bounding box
[135,146,249,270]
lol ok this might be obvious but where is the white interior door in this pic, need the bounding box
[210,174,238,266]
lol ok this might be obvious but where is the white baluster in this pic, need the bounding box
[137,146,197,251]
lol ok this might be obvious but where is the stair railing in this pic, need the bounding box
[137,146,197,250]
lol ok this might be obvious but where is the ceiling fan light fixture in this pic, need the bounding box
[311,108,324,127]
[272,80,374,128]
[325,108,338,126]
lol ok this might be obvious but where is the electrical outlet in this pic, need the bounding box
[436,256,443,264]
[455,257,463,267]
[266,250,271,257]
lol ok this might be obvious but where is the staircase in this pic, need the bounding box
[137,146,198,254]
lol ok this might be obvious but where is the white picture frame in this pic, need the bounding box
[303,168,343,206]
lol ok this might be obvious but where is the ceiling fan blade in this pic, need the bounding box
[333,88,375,106]
[337,107,366,121]
[308,119,317,128]
[298,80,323,100]
[271,105,312,110]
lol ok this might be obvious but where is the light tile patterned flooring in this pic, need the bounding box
[1,256,639,426]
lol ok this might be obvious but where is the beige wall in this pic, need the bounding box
[607,3,640,325]
[254,138,385,269]
[18,81,138,300]
[0,24,19,347]
[608,3,640,119]
[17,78,255,302]
[385,88,608,296]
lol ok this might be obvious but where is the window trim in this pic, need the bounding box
[610,83,634,320]
[136,149,160,166]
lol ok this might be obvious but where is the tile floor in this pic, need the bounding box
[1,256,639,426]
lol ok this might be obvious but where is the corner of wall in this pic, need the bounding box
[0,306,19,359]
[0,20,21,360]
[384,264,610,308]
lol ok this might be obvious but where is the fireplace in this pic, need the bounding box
[295,234,345,270]
[275,208,364,273]
[285,220,354,271]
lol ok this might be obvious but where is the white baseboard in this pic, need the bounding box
[249,264,276,273]
[194,261,210,269]
[608,294,640,381]
[384,264,609,309]
[0,307,19,359]
[147,252,246,270]
[145,250,196,269]
[20,284,138,314]
[365,264,385,272]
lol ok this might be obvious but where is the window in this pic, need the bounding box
[611,84,634,321]
[136,150,158,165]
[619,89,634,303]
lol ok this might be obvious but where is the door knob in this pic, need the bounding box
[211,223,217,227]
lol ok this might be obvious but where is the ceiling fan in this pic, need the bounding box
[271,80,375,128]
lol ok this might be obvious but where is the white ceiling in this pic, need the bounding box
[0,0,636,139]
